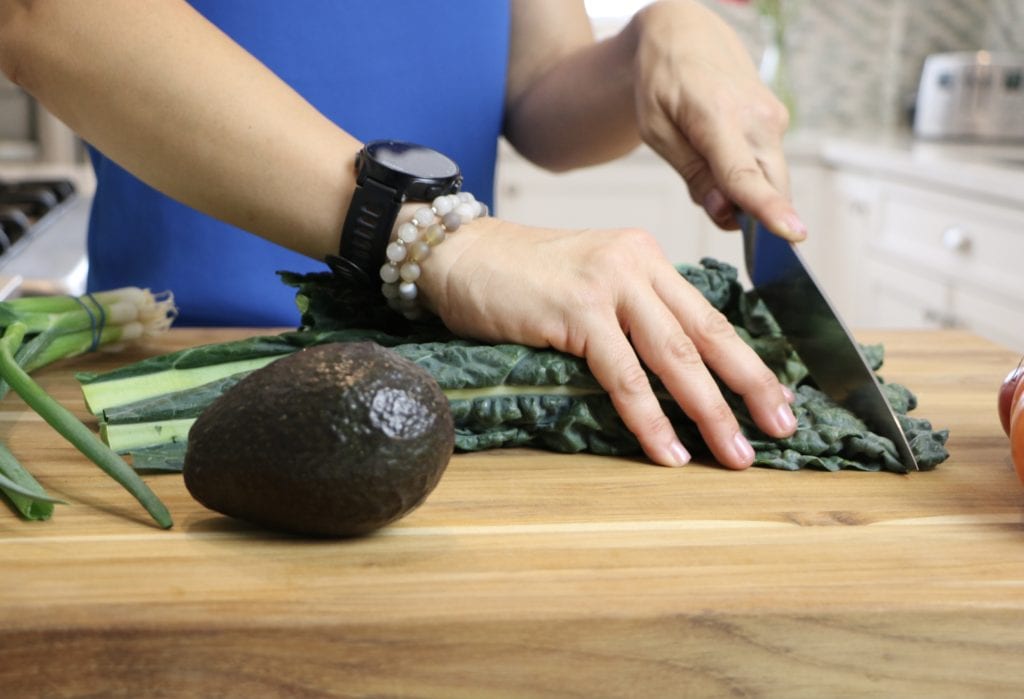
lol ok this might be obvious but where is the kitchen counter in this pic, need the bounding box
[2,328,1024,697]
[785,129,1024,209]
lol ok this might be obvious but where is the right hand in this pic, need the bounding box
[418,216,798,469]
[630,0,802,239]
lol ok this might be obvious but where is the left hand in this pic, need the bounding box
[630,0,805,241]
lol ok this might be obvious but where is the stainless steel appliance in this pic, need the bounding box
[914,51,1024,141]
[0,177,89,299]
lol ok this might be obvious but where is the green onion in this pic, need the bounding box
[0,288,177,525]
[0,322,171,528]
[0,441,63,519]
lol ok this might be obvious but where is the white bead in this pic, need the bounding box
[386,296,405,311]
[457,191,474,203]
[386,241,406,263]
[398,281,418,300]
[397,222,419,244]
[433,195,455,216]
[381,281,400,298]
[399,261,421,282]
[412,206,435,227]
[379,263,400,284]
[454,202,476,221]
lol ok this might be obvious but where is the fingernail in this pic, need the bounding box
[732,432,755,467]
[773,403,798,435]
[773,213,807,241]
[668,439,691,467]
[781,385,796,403]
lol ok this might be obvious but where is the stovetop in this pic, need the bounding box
[0,174,90,298]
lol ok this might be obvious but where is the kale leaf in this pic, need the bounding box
[82,260,949,473]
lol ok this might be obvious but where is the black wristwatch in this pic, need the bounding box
[326,140,463,287]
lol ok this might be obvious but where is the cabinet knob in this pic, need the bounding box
[941,225,971,253]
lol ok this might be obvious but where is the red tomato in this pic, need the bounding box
[1000,360,1024,436]
[1011,392,1024,483]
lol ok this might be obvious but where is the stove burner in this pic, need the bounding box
[0,179,76,250]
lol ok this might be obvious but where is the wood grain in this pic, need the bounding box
[1,328,1023,698]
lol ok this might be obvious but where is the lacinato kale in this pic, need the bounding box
[79,260,949,473]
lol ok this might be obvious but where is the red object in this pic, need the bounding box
[1010,392,1024,483]
[999,362,1024,436]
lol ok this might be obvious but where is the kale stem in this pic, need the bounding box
[0,322,172,528]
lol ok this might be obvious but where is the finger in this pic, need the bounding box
[753,145,791,201]
[653,269,797,440]
[640,108,726,223]
[703,187,740,230]
[582,312,692,468]
[698,124,806,242]
[622,285,756,470]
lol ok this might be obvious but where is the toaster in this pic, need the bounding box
[914,51,1024,141]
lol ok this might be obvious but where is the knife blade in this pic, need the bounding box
[739,215,918,472]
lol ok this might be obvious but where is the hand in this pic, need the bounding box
[419,217,798,469]
[631,0,806,240]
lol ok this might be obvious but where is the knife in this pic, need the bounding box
[739,214,919,471]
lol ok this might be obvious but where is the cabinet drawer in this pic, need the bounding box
[871,183,1024,299]
[860,256,949,330]
[864,244,1024,350]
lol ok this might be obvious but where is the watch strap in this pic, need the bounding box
[327,177,401,287]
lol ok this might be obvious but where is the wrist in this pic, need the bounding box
[378,192,488,319]
[631,0,700,52]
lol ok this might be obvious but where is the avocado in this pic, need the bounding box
[182,342,454,537]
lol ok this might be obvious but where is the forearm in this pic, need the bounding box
[0,0,358,260]
[503,4,641,172]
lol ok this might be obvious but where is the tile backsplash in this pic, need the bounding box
[705,0,1024,132]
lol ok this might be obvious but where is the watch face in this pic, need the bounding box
[367,141,460,179]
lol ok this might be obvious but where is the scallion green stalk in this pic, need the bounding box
[0,442,64,519]
[0,322,172,528]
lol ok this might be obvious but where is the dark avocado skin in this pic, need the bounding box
[183,342,454,537]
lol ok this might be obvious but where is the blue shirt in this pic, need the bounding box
[87,1,510,326]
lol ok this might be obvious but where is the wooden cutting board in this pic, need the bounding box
[1,328,1023,698]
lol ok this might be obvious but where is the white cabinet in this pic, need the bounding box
[835,166,1024,350]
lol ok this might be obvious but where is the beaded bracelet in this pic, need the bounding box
[379,191,487,319]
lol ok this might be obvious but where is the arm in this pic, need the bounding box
[504,0,640,170]
[504,0,805,241]
[0,0,358,260]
